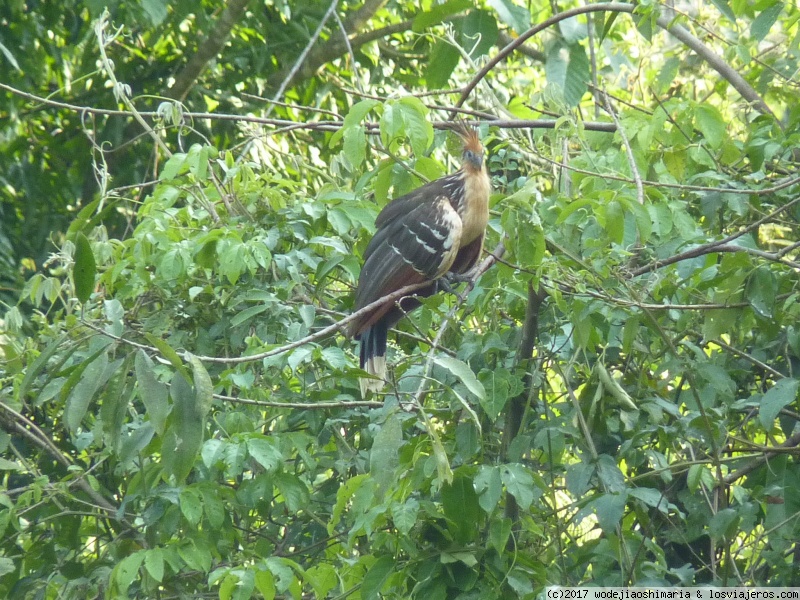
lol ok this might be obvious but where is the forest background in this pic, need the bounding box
[1,0,800,597]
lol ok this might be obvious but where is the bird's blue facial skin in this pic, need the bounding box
[463,149,484,169]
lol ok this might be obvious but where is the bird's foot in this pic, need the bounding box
[437,271,473,294]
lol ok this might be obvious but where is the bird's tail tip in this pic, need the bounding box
[359,354,386,396]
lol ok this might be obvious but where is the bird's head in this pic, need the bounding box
[454,123,485,171]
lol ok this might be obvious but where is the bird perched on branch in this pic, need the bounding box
[349,124,491,395]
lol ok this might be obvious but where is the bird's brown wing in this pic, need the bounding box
[350,197,463,337]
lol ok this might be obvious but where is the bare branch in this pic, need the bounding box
[458,3,773,117]
[266,0,340,116]
[167,0,251,102]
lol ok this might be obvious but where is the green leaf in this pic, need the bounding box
[459,9,498,58]
[162,371,203,483]
[144,333,191,383]
[486,0,530,34]
[343,125,368,169]
[329,99,379,148]
[144,547,165,582]
[592,492,628,534]
[247,436,283,473]
[709,0,737,22]
[750,2,783,41]
[596,454,627,493]
[381,97,433,156]
[0,557,15,578]
[134,350,171,435]
[0,41,21,71]
[708,507,739,542]
[180,488,203,525]
[113,551,145,596]
[695,104,727,150]
[188,353,213,417]
[413,0,472,32]
[73,232,97,304]
[425,40,461,88]
[629,487,669,513]
[391,498,420,535]
[201,486,225,529]
[64,350,109,434]
[545,41,589,107]
[602,200,625,245]
[230,304,269,328]
[254,569,277,600]
[118,423,155,467]
[141,0,168,26]
[101,355,132,447]
[687,464,714,492]
[370,413,403,497]
[565,462,594,497]
[441,472,481,544]
[501,463,535,510]
[475,466,502,513]
[361,556,394,600]
[759,378,799,430]
[274,472,309,513]
[305,564,337,599]
[19,334,70,403]
[746,265,778,318]
[433,355,485,400]
[488,518,512,553]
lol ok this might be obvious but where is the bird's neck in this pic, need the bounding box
[459,165,491,244]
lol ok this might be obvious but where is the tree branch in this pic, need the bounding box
[457,3,773,117]
[167,0,252,102]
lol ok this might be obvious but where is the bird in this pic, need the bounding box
[349,124,491,396]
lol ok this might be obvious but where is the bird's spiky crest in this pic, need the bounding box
[452,121,483,155]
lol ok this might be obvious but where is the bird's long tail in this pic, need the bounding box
[359,321,388,396]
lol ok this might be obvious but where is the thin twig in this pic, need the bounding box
[458,3,773,117]
[83,279,435,365]
[630,196,800,277]
[602,91,643,206]
[266,0,340,118]
[213,393,383,409]
[93,11,172,158]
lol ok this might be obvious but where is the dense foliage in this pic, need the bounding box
[2,0,800,597]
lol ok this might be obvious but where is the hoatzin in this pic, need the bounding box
[350,125,490,395]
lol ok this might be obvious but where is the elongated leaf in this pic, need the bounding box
[274,472,309,513]
[459,9,498,58]
[247,436,283,473]
[144,333,191,382]
[413,0,471,32]
[746,266,778,318]
[188,353,213,417]
[73,232,96,304]
[361,555,394,600]
[19,334,70,402]
[695,104,726,150]
[134,350,170,434]
[592,492,628,534]
[751,2,783,41]
[425,40,461,89]
[433,355,485,400]
[162,371,203,483]
[370,413,403,497]
[64,350,109,433]
[329,99,379,147]
[100,355,132,447]
[487,0,530,34]
[759,378,799,430]
[709,0,737,21]
[441,473,480,544]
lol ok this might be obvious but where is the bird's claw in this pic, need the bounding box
[437,271,473,294]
